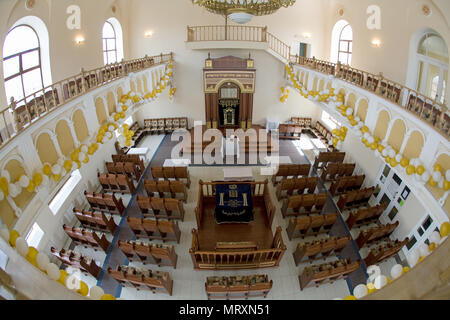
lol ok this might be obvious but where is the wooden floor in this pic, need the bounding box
[197,197,274,251]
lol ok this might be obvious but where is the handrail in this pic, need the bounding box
[0,52,173,150]
[290,55,450,139]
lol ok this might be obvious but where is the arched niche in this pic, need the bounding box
[338,88,346,98]
[312,77,318,92]
[117,86,123,100]
[387,119,407,151]
[152,71,156,89]
[304,73,309,90]
[318,79,325,92]
[435,153,450,173]
[326,81,333,90]
[143,76,149,93]
[106,92,116,115]
[374,110,390,140]
[36,132,58,164]
[130,80,136,92]
[55,120,75,156]
[0,199,16,229]
[4,159,34,208]
[95,97,108,125]
[300,71,304,84]
[403,131,425,160]
[72,109,89,143]
[347,93,357,109]
[356,99,369,121]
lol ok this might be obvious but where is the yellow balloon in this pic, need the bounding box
[440,222,450,238]
[434,164,443,172]
[71,151,79,162]
[122,105,128,112]
[429,242,436,251]
[344,295,357,300]
[125,140,132,147]
[77,281,89,296]
[114,114,121,121]
[390,159,398,167]
[386,277,391,284]
[402,266,410,274]
[361,126,369,134]
[428,177,437,187]
[64,160,73,172]
[406,165,415,175]
[101,294,116,300]
[9,230,20,247]
[33,173,43,187]
[370,143,378,150]
[367,283,376,294]
[418,256,424,263]
[377,145,385,153]
[416,165,425,175]
[83,156,89,164]
[332,129,340,136]
[53,174,61,182]
[58,270,68,285]
[87,146,95,155]
[75,161,81,169]
[43,164,52,176]
[444,180,450,191]
[26,247,39,266]
[400,158,409,168]
[26,181,35,193]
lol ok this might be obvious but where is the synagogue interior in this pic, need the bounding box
[0,0,449,301]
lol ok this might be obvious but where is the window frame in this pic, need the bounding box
[102,21,118,65]
[3,24,45,102]
[337,24,352,65]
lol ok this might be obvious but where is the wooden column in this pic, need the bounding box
[240,92,247,129]
[247,93,254,129]
[212,93,219,129]
[205,94,212,129]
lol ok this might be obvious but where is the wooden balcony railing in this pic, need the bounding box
[290,55,450,139]
[0,53,173,150]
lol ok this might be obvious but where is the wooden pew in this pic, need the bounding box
[205,275,273,300]
[271,164,311,185]
[320,163,356,182]
[118,241,178,268]
[106,161,143,181]
[144,180,188,202]
[299,259,361,290]
[84,191,125,216]
[355,221,399,249]
[281,193,328,218]
[279,124,303,140]
[364,238,409,266]
[126,217,181,243]
[329,175,365,196]
[137,196,185,221]
[345,204,387,229]
[144,117,189,134]
[98,173,135,194]
[293,236,351,265]
[291,117,312,129]
[336,187,375,211]
[286,213,339,240]
[108,266,173,295]
[62,224,111,252]
[50,247,102,279]
[111,154,145,172]
[73,208,118,234]
[129,121,146,146]
[275,177,318,200]
[312,151,346,171]
[151,166,191,188]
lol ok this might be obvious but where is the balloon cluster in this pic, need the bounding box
[280,86,290,103]
[331,127,347,149]
[0,227,116,300]
[338,221,449,300]
[0,170,46,201]
[142,60,174,102]
[169,87,177,103]
[117,124,135,148]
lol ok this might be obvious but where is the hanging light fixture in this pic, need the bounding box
[191,0,296,24]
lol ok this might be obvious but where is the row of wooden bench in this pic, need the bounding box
[108,266,173,295]
[144,117,189,134]
[144,180,188,202]
[293,236,351,265]
[118,240,178,268]
[281,193,328,217]
[329,175,365,196]
[127,217,181,243]
[271,164,311,185]
[355,222,399,249]
[275,177,318,200]
[84,191,125,216]
[137,196,185,221]
[310,121,333,148]
[50,248,102,279]
[364,239,409,266]
[313,151,346,170]
[106,161,144,181]
[346,204,387,229]
[62,224,111,253]
[320,163,356,182]
[286,213,339,240]
[336,187,375,211]
[73,208,118,234]
[98,173,136,194]
[151,166,191,188]
[206,275,272,300]
[291,117,312,127]
[279,124,303,140]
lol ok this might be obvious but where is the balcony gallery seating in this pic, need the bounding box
[291,117,312,129]
[275,177,319,201]
[286,213,339,240]
[320,163,356,182]
[279,124,303,140]
[355,222,399,249]
[271,164,311,185]
[127,217,181,243]
[363,239,409,267]
[312,151,346,171]
[98,173,135,194]
[137,196,185,221]
[73,208,118,234]
[336,187,375,211]
[281,193,328,218]
[129,122,146,147]
[144,180,188,202]
[118,240,178,268]
[144,117,189,135]
[84,192,126,216]
[345,204,387,229]
[108,266,173,295]
[205,275,273,300]
[311,121,333,147]
[293,236,351,265]
[328,175,365,196]
[63,225,111,253]
[298,259,361,290]
[50,247,102,279]
[106,161,144,181]
[151,166,191,188]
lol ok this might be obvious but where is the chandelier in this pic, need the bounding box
[191,0,296,24]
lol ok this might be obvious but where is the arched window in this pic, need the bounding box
[102,18,124,65]
[3,25,44,102]
[416,33,448,103]
[330,20,353,65]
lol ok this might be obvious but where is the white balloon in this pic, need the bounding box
[429,231,441,245]
[374,275,388,289]
[0,227,9,242]
[407,248,420,267]
[57,158,64,166]
[446,170,450,182]
[8,183,21,198]
[79,152,86,161]
[418,243,430,257]
[46,263,60,281]
[364,132,370,139]
[1,170,10,183]
[108,125,115,132]
[390,264,403,279]
[80,145,88,154]
[368,136,375,144]
[382,149,388,157]
[388,150,396,158]
[18,175,30,188]
[89,286,104,300]
[422,171,431,182]
[332,297,344,300]
[16,237,28,257]
[395,154,402,162]
[36,252,50,271]
[438,178,444,189]
[353,284,368,299]
[432,171,442,182]
[355,117,361,122]
[346,108,353,116]
[410,158,417,167]
[41,175,50,187]
[52,164,62,175]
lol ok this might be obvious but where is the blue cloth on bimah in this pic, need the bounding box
[214,184,254,224]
